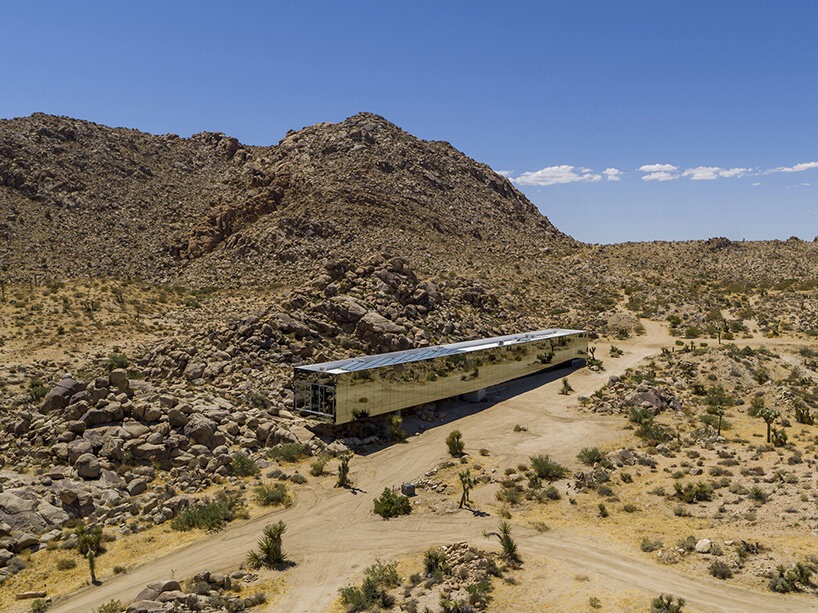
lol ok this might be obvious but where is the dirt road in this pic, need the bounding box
[48,322,818,612]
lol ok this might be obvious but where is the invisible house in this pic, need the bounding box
[294,329,588,424]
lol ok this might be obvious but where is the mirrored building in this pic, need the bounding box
[294,328,587,424]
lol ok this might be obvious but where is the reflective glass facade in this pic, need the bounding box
[294,329,587,424]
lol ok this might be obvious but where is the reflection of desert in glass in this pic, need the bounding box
[294,329,587,423]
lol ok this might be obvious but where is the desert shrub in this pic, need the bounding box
[309,455,329,476]
[229,452,259,476]
[247,521,287,569]
[623,503,638,513]
[268,443,306,463]
[513,424,528,432]
[495,485,522,505]
[103,352,129,372]
[767,562,813,593]
[749,485,768,503]
[255,483,291,507]
[651,594,685,613]
[577,447,611,467]
[94,601,124,613]
[484,521,520,563]
[620,471,633,483]
[113,565,126,574]
[529,454,568,481]
[446,430,465,456]
[598,503,608,517]
[674,481,712,503]
[424,549,449,575]
[373,488,412,519]
[709,560,733,579]
[641,537,663,552]
[171,491,246,531]
[388,414,405,441]
[31,600,48,613]
[544,485,561,500]
[28,378,50,402]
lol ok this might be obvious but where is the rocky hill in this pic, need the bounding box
[0,112,572,287]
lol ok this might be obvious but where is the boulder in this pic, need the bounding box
[695,538,712,553]
[135,580,181,601]
[109,369,130,392]
[42,377,84,412]
[126,601,170,613]
[74,453,101,479]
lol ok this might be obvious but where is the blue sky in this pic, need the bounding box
[2,1,817,243]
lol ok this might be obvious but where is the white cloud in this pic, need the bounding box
[513,165,602,186]
[496,170,514,178]
[751,182,760,187]
[639,163,679,182]
[603,168,622,181]
[768,161,818,174]
[682,166,751,180]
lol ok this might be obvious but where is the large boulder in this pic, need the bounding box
[184,418,217,448]
[74,453,101,479]
[41,377,84,412]
[108,369,130,392]
[135,580,181,601]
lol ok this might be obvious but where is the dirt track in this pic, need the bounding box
[47,322,818,612]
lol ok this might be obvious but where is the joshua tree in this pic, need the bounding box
[483,521,520,563]
[705,385,733,437]
[247,521,287,568]
[458,469,477,508]
[75,523,103,584]
[336,453,352,488]
[560,377,573,395]
[445,430,464,456]
[758,407,781,443]
[388,413,405,441]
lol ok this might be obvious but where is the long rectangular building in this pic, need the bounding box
[294,328,587,424]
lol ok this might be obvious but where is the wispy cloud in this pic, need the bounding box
[639,163,678,182]
[513,165,602,186]
[682,166,751,180]
[504,159,818,187]
[767,162,818,174]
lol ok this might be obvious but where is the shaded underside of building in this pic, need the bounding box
[294,328,588,424]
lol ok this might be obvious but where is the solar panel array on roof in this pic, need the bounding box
[297,328,584,374]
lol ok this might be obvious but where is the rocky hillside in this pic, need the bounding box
[0,112,572,286]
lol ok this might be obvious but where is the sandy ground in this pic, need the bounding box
[42,322,818,612]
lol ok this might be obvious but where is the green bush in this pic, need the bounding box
[424,549,449,574]
[529,454,568,481]
[709,560,733,579]
[641,537,663,552]
[247,521,287,569]
[309,455,329,476]
[56,557,77,570]
[104,352,129,372]
[651,594,685,613]
[338,560,400,611]
[229,452,259,477]
[255,483,291,507]
[171,491,246,531]
[93,601,124,613]
[577,447,611,467]
[446,430,465,456]
[268,443,307,463]
[674,482,712,503]
[373,488,412,519]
